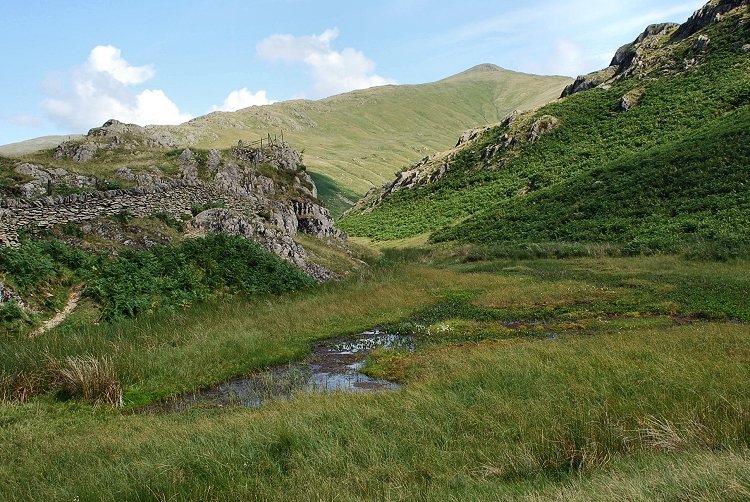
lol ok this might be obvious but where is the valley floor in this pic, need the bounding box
[2,249,750,500]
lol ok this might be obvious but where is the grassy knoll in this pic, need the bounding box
[1,252,749,500]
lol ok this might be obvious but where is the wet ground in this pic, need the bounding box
[147,330,415,412]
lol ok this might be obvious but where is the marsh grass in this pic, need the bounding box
[1,323,750,500]
[1,254,749,500]
[47,355,123,407]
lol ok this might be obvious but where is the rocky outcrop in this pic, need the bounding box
[562,1,749,100]
[114,167,163,186]
[178,149,199,183]
[1,140,345,281]
[293,201,341,238]
[14,163,96,198]
[611,23,680,75]
[561,23,679,99]
[527,115,559,143]
[233,141,303,172]
[187,208,337,281]
[86,119,179,148]
[560,67,617,98]
[52,141,98,162]
[672,0,750,41]
[619,88,645,111]
[53,119,180,162]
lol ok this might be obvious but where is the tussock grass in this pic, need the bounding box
[1,324,750,500]
[47,355,123,407]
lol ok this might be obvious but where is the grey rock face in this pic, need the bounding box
[561,74,602,98]
[178,149,199,183]
[293,201,342,239]
[673,0,749,41]
[14,163,96,197]
[611,23,679,68]
[206,149,222,174]
[114,167,163,186]
[53,141,98,162]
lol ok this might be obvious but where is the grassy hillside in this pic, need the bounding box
[0,135,82,157]
[166,65,570,198]
[340,7,750,252]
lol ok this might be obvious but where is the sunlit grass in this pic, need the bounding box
[1,254,749,500]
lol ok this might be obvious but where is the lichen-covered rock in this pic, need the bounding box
[14,163,96,197]
[561,66,617,98]
[114,167,163,186]
[611,23,679,71]
[0,281,24,308]
[206,149,222,174]
[295,171,318,199]
[53,141,98,162]
[178,149,199,183]
[527,116,559,143]
[620,88,645,112]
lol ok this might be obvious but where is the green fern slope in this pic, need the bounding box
[341,1,750,258]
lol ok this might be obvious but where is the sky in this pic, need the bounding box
[0,0,706,145]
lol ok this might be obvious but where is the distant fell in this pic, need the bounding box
[0,135,82,156]
[153,66,571,211]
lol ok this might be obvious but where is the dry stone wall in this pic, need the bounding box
[0,180,257,247]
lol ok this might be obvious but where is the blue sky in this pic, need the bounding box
[0,0,706,145]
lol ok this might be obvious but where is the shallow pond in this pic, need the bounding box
[148,330,415,412]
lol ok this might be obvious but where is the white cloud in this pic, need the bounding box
[42,45,192,131]
[87,45,155,85]
[210,88,273,112]
[257,28,396,97]
[541,39,613,76]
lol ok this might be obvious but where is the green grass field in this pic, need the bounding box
[1,250,750,500]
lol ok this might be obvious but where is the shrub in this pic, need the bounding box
[0,240,58,290]
[0,301,25,322]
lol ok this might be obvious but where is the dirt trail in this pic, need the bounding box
[31,284,83,337]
